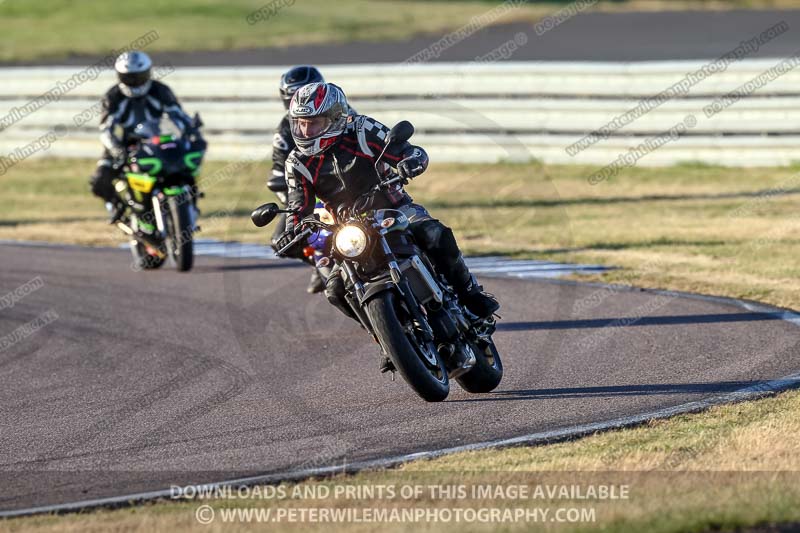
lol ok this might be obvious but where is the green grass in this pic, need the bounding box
[0,0,548,63]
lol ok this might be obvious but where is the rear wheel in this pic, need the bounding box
[366,291,449,402]
[166,195,194,272]
[456,337,503,393]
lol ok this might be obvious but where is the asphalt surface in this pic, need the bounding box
[1,242,799,512]
[10,10,800,67]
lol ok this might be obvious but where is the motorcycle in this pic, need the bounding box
[251,121,503,402]
[111,116,206,272]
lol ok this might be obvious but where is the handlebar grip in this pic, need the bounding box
[277,228,311,256]
[382,175,404,187]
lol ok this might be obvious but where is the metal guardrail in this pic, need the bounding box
[1,61,799,166]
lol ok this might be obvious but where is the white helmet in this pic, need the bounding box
[289,82,349,156]
[114,51,152,98]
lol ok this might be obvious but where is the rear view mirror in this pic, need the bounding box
[251,202,280,227]
[386,121,414,145]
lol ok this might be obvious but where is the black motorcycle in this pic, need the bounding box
[112,116,206,272]
[252,122,503,402]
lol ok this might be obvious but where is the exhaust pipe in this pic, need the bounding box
[118,222,167,259]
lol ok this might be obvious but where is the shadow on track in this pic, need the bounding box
[497,312,785,331]
[448,381,762,403]
[192,262,307,273]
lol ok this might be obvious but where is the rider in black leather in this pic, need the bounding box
[269,66,359,293]
[268,66,327,293]
[277,82,499,320]
[89,51,194,223]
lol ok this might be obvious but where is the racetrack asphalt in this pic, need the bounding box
[1,241,798,512]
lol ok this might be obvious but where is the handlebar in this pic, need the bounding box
[277,227,312,256]
[276,173,410,255]
[276,214,334,256]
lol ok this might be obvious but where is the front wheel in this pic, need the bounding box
[166,195,194,272]
[366,291,450,402]
[456,337,503,393]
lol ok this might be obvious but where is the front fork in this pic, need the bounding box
[152,191,167,235]
[379,235,434,342]
[340,235,434,344]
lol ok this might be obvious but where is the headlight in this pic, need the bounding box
[334,224,368,258]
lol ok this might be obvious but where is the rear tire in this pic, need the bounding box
[366,291,449,402]
[456,338,503,393]
[166,195,194,272]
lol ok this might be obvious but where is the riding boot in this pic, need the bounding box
[445,256,499,319]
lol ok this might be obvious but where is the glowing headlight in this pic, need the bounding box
[335,225,368,258]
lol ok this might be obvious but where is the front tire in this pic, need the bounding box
[166,196,194,272]
[366,291,450,402]
[456,338,503,393]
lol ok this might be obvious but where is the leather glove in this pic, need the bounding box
[273,230,298,256]
[397,156,425,181]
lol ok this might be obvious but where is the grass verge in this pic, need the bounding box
[0,0,545,63]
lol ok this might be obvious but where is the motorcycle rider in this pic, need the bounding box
[268,65,328,293]
[276,82,500,324]
[269,66,358,293]
[89,50,198,223]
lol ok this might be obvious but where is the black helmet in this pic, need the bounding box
[114,51,152,98]
[279,65,324,109]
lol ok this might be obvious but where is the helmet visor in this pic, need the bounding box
[291,116,332,141]
[118,70,150,88]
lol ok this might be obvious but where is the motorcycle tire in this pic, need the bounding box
[366,291,450,402]
[456,337,504,393]
[166,196,194,272]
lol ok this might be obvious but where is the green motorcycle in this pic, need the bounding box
[112,118,206,272]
